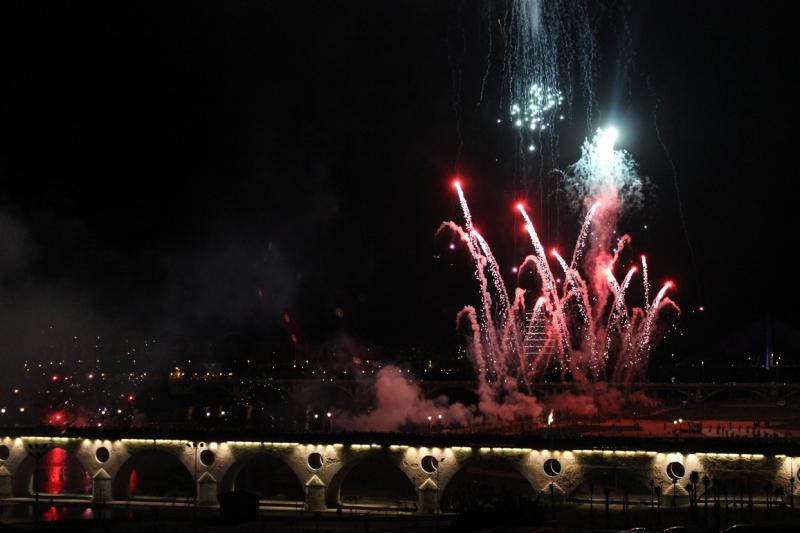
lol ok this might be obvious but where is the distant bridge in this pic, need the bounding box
[230,379,800,404]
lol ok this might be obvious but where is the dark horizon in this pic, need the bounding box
[1,1,797,381]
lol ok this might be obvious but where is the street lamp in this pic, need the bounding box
[326,412,332,432]
[26,442,51,519]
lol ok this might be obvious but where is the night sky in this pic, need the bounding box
[0,2,797,378]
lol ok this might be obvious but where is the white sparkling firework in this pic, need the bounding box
[567,127,646,211]
[496,0,597,140]
[509,83,564,137]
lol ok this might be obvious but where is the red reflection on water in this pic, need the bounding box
[129,469,138,495]
[42,506,61,521]
[37,448,91,494]
[39,506,94,521]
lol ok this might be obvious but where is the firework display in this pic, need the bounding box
[441,129,679,421]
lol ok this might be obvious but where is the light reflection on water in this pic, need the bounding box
[42,505,91,521]
[37,448,91,494]
[1,504,100,522]
[0,504,194,522]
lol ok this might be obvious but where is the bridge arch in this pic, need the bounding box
[567,463,652,501]
[12,446,93,497]
[782,389,800,400]
[327,451,418,510]
[440,455,535,512]
[219,450,305,503]
[112,448,194,499]
[702,388,769,403]
[654,388,697,404]
[304,382,356,404]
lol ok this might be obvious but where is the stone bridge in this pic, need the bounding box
[1,430,799,513]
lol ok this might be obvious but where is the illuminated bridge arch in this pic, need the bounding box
[326,451,418,511]
[567,464,653,501]
[13,445,93,497]
[112,448,194,499]
[439,455,536,512]
[219,450,305,503]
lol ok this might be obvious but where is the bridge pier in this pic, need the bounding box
[305,474,326,511]
[91,468,111,503]
[664,482,690,506]
[197,472,218,506]
[542,480,566,503]
[0,466,11,498]
[417,478,438,514]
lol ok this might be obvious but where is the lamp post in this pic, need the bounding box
[186,441,205,520]
[657,482,663,524]
[436,457,445,515]
[672,477,678,516]
[326,412,332,432]
[26,442,51,520]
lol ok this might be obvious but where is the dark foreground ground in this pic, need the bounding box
[2,501,800,532]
